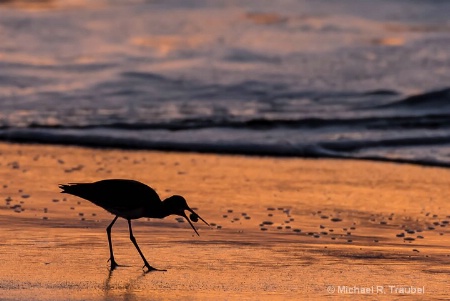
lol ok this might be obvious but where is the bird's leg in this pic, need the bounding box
[127,219,165,272]
[106,216,120,270]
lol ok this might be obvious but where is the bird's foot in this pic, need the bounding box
[107,258,122,271]
[142,263,166,273]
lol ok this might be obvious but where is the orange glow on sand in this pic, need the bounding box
[1,143,450,299]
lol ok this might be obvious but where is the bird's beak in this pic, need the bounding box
[182,208,209,236]
[187,208,209,226]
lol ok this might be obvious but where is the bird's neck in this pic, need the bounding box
[147,201,172,219]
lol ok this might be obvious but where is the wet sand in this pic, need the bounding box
[1,142,450,300]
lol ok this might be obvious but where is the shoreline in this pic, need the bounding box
[1,137,450,169]
[1,142,450,300]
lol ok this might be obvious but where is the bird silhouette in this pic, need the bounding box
[59,179,209,272]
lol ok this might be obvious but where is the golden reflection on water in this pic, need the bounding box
[0,0,102,10]
[130,35,211,57]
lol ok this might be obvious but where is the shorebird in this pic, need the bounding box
[59,179,209,272]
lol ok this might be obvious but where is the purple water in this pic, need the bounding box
[1,0,450,166]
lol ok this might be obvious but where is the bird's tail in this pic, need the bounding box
[59,183,84,193]
[59,184,68,192]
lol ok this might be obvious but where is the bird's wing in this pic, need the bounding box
[60,179,162,212]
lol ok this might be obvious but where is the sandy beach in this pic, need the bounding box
[0,142,449,300]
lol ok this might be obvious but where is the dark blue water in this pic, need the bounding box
[1,0,450,166]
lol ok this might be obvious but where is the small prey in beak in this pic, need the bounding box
[182,208,209,236]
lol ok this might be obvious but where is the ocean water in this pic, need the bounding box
[1,0,450,166]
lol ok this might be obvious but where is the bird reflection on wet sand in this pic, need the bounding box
[104,269,147,301]
[59,179,209,272]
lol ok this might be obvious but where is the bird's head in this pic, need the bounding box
[163,195,209,236]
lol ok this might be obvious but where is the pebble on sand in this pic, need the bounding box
[330,218,342,222]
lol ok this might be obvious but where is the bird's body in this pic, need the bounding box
[60,179,164,219]
[59,179,208,272]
